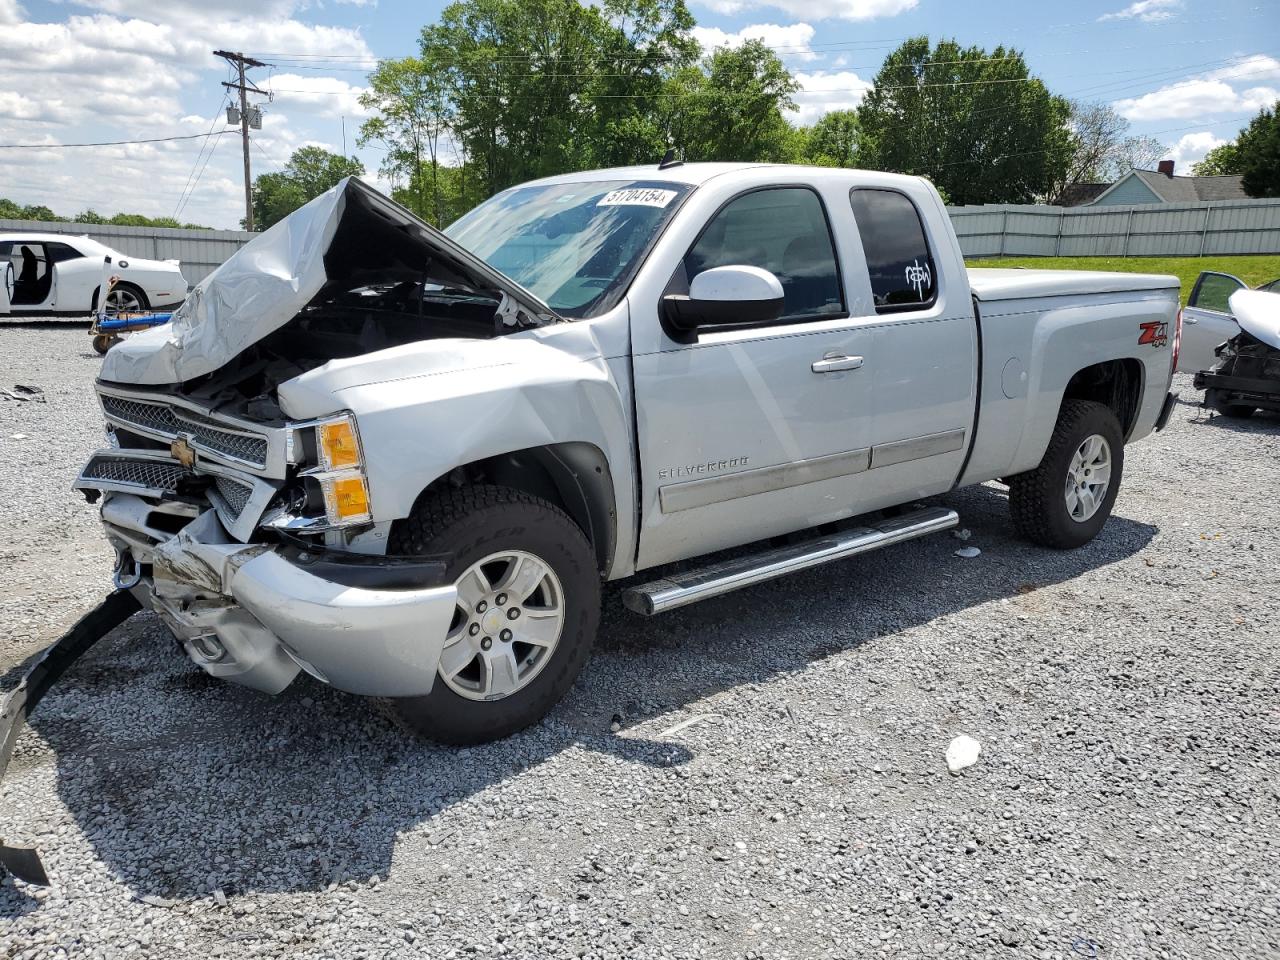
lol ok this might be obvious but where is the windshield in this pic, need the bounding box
[445,179,691,318]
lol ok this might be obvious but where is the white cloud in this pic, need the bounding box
[693,23,818,61]
[1167,131,1227,170]
[789,70,872,125]
[1205,54,1280,85]
[266,73,372,118]
[0,2,374,227]
[1115,78,1280,120]
[1114,55,1280,121]
[698,0,915,22]
[1098,0,1180,22]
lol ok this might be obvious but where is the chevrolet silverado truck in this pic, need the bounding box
[73,166,1181,744]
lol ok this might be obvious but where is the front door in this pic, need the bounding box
[1183,271,1244,372]
[631,186,875,569]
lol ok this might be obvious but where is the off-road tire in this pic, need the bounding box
[378,484,599,745]
[1008,400,1124,549]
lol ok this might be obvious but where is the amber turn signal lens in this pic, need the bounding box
[318,418,361,471]
[324,475,371,523]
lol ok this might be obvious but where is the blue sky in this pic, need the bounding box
[1,0,1275,228]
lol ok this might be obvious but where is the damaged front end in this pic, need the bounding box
[1194,289,1280,416]
[73,178,555,697]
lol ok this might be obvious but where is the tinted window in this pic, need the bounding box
[684,188,843,321]
[1256,278,1280,294]
[1190,272,1244,312]
[849,189,936,312]
[46,242,83,264]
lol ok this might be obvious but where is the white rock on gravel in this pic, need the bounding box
[945,735,982,774]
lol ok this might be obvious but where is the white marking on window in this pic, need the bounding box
[905,260,931,299]
[597,188,677,209]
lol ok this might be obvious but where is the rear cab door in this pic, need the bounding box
[842,182,978,510]
[1183,271,1244,372]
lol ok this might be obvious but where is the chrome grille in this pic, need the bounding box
[213,476,253,519]
[81,455,189,493]
[101,394,269,468]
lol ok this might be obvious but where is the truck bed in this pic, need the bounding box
[968,267,1179,302]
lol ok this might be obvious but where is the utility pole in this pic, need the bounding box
[214,50,269,231]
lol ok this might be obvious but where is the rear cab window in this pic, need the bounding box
[848,188,937,313]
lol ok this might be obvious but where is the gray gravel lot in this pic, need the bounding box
[1,325,1278,959]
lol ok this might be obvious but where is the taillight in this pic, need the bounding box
[1171,308,1183,374]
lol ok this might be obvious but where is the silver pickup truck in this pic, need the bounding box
[76,165,1181,744]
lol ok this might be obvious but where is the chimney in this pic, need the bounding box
[1157,159,1175,178]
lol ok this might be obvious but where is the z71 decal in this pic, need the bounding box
[1138,321,1168,348]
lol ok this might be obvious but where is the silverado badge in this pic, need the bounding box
[170,436,196,469]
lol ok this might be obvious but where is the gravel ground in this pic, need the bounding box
[1,326,1278,960]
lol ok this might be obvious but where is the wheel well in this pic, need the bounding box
[1062,359,1143,437]
[404,443,617,574]
[91,281,146,310]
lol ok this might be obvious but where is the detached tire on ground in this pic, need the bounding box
[380,484,600,745]
[1008,399,1125,549]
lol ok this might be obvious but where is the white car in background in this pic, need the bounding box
[0,234,187,316]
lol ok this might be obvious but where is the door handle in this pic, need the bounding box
[812,354,864,374]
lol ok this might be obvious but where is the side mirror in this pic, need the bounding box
[663,265,785,333]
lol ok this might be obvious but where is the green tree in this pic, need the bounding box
[802,109,861,167]
[250,147,365,230]
[1235,101,1280,198]
[1192,142,1242,176]
[856,37,1072,205]
[664,40,801,163]
[360,56,456,224]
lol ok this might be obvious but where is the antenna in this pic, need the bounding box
[659,147,683,170]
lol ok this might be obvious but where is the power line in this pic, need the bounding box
[215,49,272,232]
[173,94,231,220]
[0,131,238,150]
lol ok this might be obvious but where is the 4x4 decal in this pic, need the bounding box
[1138,321,1168,348]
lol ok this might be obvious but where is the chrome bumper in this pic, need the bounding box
[102,497,457,697]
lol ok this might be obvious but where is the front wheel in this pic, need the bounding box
[1008,400,1124,549]
[379,484,600,745]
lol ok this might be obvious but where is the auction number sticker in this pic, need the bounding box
[597,188,678,208]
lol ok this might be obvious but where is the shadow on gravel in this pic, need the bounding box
[3,483,1157,908]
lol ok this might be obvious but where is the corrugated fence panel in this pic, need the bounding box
[0,219,254,284]
[5,197,1279,288]
[948,198,1280,259]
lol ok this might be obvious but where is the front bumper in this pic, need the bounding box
[104,497,457,697]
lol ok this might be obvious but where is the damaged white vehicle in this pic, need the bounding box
[74,169,1182,745]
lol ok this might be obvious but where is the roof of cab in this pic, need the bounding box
[521,162,932,191]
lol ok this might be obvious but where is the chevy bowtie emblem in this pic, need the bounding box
[170,436,196,469]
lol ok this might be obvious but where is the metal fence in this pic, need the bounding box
[5,196,1280,291]
[0,219,253,285]
[948,198,1280,259]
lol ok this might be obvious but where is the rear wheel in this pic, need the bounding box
[380,484,600,745]
[1008,400,1124,549]
[104,283,148,314]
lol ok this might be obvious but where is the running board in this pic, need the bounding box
[622,506,959,616]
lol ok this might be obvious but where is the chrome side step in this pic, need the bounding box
[622,506,958,616]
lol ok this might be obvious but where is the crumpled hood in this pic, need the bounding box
[100,177,557,386]
[1229,289,1280,350]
